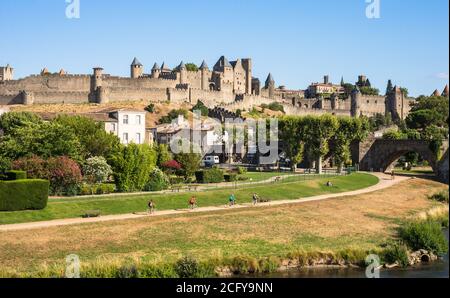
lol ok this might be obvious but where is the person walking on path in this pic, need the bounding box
[148,199,155,215]
[252,193,259,205]
[189,196,197,210]
[229,194,236,206]
[391,170,395,180]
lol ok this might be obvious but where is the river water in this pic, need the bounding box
[248,229,449,278]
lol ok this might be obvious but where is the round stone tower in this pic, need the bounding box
[151,63,161,79]
[200,60,209,90]
[21,90,34,105]
[178,61,187,85]
[130,57,143,79]
[351,85,361,117]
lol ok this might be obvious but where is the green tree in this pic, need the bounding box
[302,115,339,173]
[359,86,380,96]
[185,63,198,72]
[382,129,407,140]
[156,144,173,167]
[159,109,189,124]
[0,121,82,162]
[109,144,157,192]
[279,116,304,171]
[332,117,369,172]
[0,111,42,135]
[175,145,202,181]
[54,115,121,159]
[192,101,209,117]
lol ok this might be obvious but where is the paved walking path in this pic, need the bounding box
[0,173,409,232]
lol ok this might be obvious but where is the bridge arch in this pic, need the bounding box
[357,139,440,173]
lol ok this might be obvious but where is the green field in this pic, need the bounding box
[0,173,378,225]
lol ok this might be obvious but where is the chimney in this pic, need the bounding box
[324,75,329,84]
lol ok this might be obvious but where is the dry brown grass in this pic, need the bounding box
[0,177,447,274]
[8,101,194,127]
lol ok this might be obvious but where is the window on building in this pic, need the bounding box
[136,115,141,125]
[123,133,129,144]
[136,133,141,144]
[123,115,129,124]
[111,123,116,132]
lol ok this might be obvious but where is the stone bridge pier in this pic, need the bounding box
[352,138,449,183]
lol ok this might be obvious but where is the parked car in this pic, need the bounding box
[202,156,220,167]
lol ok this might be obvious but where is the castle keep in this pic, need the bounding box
[0,55,426,119]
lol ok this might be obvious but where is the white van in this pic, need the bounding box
[202,156,220,167]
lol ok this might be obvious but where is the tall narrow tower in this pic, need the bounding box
[200,60,210,90]
[351,85,361,117]
[130,57,143,78]
[178,61,187,85]
[151,63,161,79]
[265,73,275,99]
[242,59,252,95]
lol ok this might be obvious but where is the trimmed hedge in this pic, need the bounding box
[0,179,49,211]
[224,173,238,182]
[3,170,27,181]
[79,183,116,196]
[195,168,224,183]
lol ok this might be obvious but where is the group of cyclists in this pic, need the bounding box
[147,192,262,215]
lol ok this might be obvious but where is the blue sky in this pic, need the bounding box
[0,0,448,96]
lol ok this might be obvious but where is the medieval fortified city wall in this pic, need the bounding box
[0,56,429,120]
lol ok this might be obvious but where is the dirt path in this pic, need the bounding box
[0,173,408,232]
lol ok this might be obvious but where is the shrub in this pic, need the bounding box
[237,166,247,175]
[4,170,27,181]
[174,256,199,278]
[195,168,224,183]
[0,179,49,211]
[159,109,189,124]
[109,144,157,192]
[83,156,113,183]
[116,265,139,278]
[145,168,170,191]
[428,191,449,203]
[230,256,259,274]
[399,220,448,255]
[192,101,209,117]
[162,160,182,173]
[382,242,410,267]
[169,176,185,185]
[144,103,155,113]
[224,173,238,182]
[268,102,285,113]
[79,183,115,196]
[258,256,281,273]
[47,156,82,196]
[12,155,48,179]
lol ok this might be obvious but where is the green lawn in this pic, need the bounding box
[0,173,378,225]
[239,171,292,182]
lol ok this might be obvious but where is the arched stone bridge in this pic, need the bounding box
[352,138,449,183]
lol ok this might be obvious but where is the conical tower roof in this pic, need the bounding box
[213,56,232,71]
[152,63,160,70]
[442,85,449,97]
[161,62,171,72]
[432,89,441,97]
[199,60,209,70]
[131,57,143,67]
[265,73,274,84]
